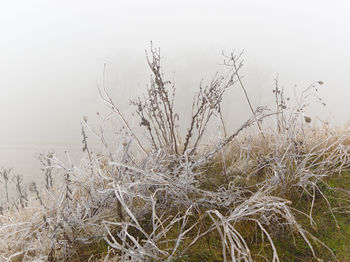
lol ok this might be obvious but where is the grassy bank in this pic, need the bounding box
[0,47,349,261]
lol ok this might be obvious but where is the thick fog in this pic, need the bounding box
[0,0,349,182]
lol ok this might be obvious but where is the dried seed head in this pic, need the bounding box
[318,81,324,85]
[83,116,88,123]
[304,116,312,123]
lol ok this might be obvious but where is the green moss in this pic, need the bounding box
[73,239,110,261]
[271,172,350,261]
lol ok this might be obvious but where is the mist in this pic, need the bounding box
[0,0,349,182]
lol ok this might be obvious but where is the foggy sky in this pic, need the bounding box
[0,0,349,180]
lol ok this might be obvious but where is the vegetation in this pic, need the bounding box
[0,46,349,261]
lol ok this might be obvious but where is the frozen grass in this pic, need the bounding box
[0,47,349,261]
